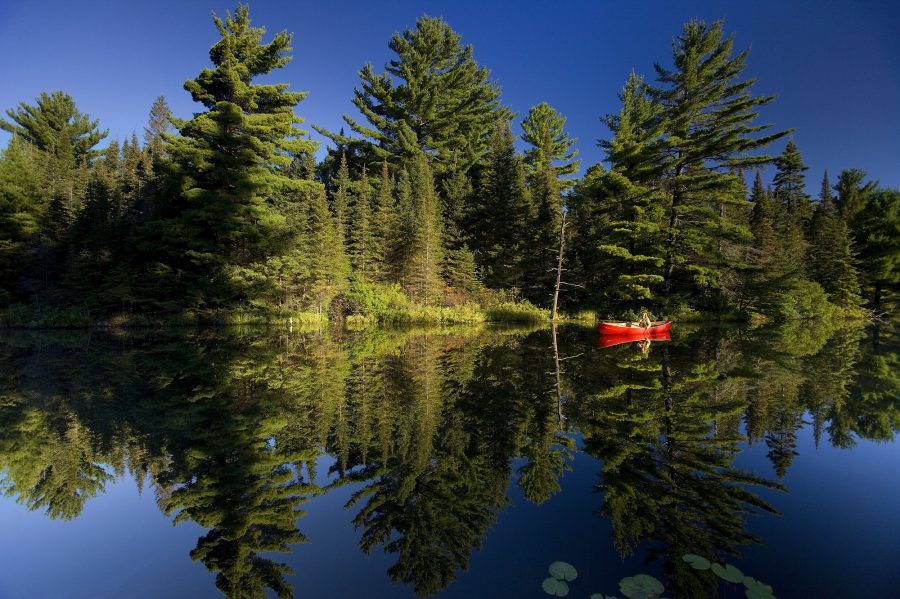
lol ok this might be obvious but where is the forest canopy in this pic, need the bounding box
[0,5,896,327]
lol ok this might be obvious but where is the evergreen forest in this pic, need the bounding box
[1,5,897,328]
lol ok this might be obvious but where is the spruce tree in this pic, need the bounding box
[0,137,43,300]
[373,160,400,282]
[773,140,811,221]
[144,95,172,158]
[305,187,350,312]
[332,153,353,244]
[834,168,877,224]
[524,161,562,305]
[854,188,900,310]
[440,165,479,292]
[315,15,503,176]
[808,171,862,308]
[148,5,318,309]
[348,166,376,279]
[469,118,532,290]
[651,20,788,305]
[401,154,444,303]
[746,173,779,302]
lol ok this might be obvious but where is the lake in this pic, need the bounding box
[0,322,897,598]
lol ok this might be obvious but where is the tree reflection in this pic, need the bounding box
[0,319,894,598]
[574,333,784,597]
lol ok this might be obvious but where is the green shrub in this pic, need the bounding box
[774,279,836,322]
[564,309,597,322]
[485,301,548,323]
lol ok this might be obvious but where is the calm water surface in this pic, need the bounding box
[0,322,897,598]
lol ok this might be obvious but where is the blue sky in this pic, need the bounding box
[1,0,898,190]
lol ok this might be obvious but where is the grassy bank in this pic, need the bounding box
[0,283,549,330]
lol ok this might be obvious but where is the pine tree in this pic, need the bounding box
[315,16,503,176]
[520,102,580,187]
[651,20,788,305]
[586,73,667,307]
[520,103,580,305]
[1,91,107,168]
[469,118,532,289]
[1,91,106,238]
[401,154,444,303]
[147,5,318,309]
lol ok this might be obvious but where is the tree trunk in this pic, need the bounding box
[551,211,567,321]
[663,167,684,302]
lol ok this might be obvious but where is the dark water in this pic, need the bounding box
[0,322,897,599]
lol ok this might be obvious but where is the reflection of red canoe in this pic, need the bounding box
[597,321,672,335]
[597,331,670,349]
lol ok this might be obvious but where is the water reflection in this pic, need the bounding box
[0,321,896,597]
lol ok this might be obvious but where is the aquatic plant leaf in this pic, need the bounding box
[743,576,776,599]
[543,577,569,597]
[549,561,578,581]
[711,563,744,583]
[619,574,664,598]
[682,554,711,570]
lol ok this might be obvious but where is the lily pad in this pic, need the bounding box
[589,595,616,599]
[542,577,570,597]
[743,576,776,599]
[682,554,711,570]
[549,561,578,581]
[711,562,745,584]
[619,574,664,598]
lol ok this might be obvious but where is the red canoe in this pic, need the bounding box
[597,321,672,336]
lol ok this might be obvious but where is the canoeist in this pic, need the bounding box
[638,309,652,328]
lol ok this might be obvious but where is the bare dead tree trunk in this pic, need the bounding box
[551,211,567,322]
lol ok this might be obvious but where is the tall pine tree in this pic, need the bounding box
[146,5,318,309]
[651,20,788,305]
[316,16,503,177]
[520,102,580,188]
[590,72,667,307]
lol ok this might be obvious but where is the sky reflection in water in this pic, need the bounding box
[0,322,897,598]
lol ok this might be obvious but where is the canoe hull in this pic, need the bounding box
[597,321,672,336]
